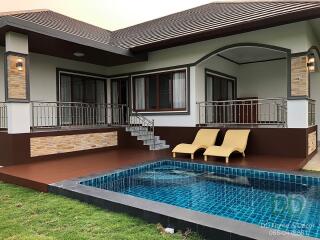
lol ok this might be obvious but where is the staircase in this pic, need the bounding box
[125,126,170,150]
[126,110,169,150]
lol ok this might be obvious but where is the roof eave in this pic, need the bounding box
[1,15,135,58]
[130,7,320,53]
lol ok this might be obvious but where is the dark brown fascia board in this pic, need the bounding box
[0,16,136,59]
[130,7,320,53]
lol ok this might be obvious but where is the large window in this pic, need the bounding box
[133,70,187,112]
[59,72,106,104]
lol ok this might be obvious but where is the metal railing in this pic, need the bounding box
[0,102,7,129]
[31,101,128,129]
[197,98,287,128]
[128,108,155,149]
[308,99,316,127]
[31,101,157,147]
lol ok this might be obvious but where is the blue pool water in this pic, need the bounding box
[80,160,320,238]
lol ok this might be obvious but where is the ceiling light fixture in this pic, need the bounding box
[73,52,85,57]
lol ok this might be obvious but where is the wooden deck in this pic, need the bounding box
[0,148,308,192]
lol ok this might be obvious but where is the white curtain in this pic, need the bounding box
[96,80,105,123]
[172,72,186,109]
[135,77,145,110]
[60,75,72,125]
[206,76,213,123]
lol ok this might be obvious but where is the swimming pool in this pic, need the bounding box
[78,160,320,239]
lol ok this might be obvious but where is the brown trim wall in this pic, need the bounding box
[0,127,147,166]
[154,126,315,158]
[306,125,318,160]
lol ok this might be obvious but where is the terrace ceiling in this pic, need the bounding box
[218,47,287,65]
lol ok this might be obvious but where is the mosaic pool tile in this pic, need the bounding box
[80,160,320,239]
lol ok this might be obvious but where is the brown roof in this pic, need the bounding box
[111,1,320,52]
[1,1,320,54]
[4,10,112,45]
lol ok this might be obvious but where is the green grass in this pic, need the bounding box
[0,182,202,240]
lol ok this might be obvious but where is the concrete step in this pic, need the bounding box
[137,135,160,141]
[149,143,170,151]
[143,139,166,146]
[125,126,147,132]
[125,125,169,151]
[130,130,150,137]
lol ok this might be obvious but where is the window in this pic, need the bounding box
[133,70,187,111]
[59,71,107,125]
[206,72,235,101]
[205,71,236,124]
[59,72,106,104]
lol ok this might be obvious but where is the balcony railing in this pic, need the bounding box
[309,99,316,127]
[197,98,287,128]
[31,101,128,129]
[0,102,7,129]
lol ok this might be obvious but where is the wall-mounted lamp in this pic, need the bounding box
[16,58,24,71]
[307,55,316,72]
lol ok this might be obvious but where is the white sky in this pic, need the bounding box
[0,0,228,30]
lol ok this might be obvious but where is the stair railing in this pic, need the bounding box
[127,107,155,149]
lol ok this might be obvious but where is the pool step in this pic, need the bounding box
[125,126,169,151]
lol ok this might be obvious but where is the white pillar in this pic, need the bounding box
[5,32,30,133]
[189,66,197,126]
[7,102,31,134]
[5,32,28,54]
[287,99,309,128]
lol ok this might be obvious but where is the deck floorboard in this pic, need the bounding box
[0,148,307,192]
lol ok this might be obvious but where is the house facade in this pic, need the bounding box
[0,2,319,166]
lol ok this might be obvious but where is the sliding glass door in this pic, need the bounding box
[59,72,106,125]
[205,72,235,124]
[111,77,129,124]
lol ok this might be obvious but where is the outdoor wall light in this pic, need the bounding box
[307,55,316,72]
[16,58,24,71]
[73,52,85,57]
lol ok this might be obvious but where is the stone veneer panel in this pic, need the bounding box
[7,54,27,100]
[308,131,317,155]
[291,56,309,97]
[30,131,118,157]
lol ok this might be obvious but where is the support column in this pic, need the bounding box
[5,32,30,133]
[287,99,309,128]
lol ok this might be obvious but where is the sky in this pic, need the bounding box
[0,0,221,31]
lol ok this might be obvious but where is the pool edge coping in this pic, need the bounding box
[49,159,319,240]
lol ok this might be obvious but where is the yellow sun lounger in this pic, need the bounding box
[203,129,250,163]
[172,129,220,159]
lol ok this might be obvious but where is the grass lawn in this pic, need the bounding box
[0,182,202,240]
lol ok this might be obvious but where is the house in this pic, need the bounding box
[0,1,319,167]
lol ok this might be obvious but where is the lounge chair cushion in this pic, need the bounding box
[204,129,250,158]
[172,129,220,154]
[172,143,204,154]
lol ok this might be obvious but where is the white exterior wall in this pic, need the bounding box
[105,21,314,126]
[29,52,108,102]
[107,21,312,75]
[1,21,317,127]
[237,59,287,99]
[195,55,239,104]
